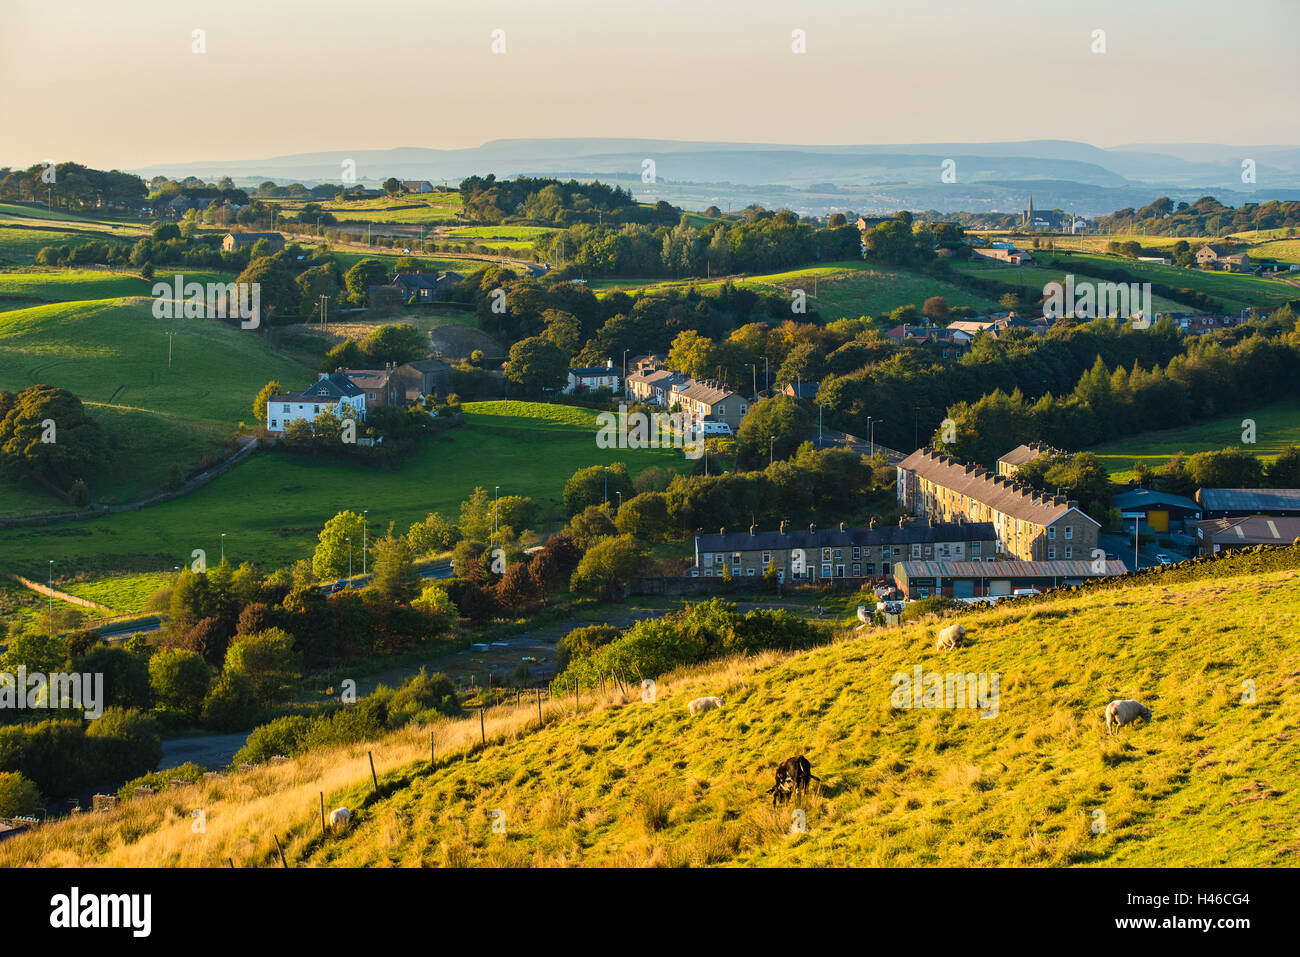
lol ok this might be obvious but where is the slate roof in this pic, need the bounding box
[997,442,1065,469]
[1112,488,1202,513]
[696,521,997,553]
[1196,515,1300,544]
[301,372,364,400]
[898,449,1099,527]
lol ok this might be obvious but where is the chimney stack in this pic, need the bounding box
[780,520,788,535]
[749,524,756,536]
[839,521,846,532]
[720,527,726,536]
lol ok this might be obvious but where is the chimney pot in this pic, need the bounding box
[749,524,756,536]
[839,521,846,532]
[720,527,726,536]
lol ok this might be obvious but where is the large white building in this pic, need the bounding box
[267,372,366,433]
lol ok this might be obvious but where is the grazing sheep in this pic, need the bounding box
[687,695,724,715]
[1105,699,1152,733]
[328,807,352,830]
[766,755,821,807]
[936,623,967,651]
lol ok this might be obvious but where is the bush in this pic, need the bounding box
[899,595,963,622]
[0,719,90,798]
[72,646,152,711]
[385,668,460,724]
[232,714,314,765]
[201,671,261,732]
[223,628,301,706]
[85,708,163,784]
[148,648,211,720]
[556,624,621,671]
[116,762,204,801]
[0,771,43,817]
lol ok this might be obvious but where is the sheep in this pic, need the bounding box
[936,623,967,651]
[687,695,724,715]
[327,807,352,830]
[1105,699,1152,733]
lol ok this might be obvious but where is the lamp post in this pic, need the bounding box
[622,349,629,400]
[761,356,769,394]
[346,537,352,583]
[494,486,500,539]
[220,532,226,565]
[48,560,54,635]
[871,419,880,458]
[362,509,369,576]
[603,468,609,508]
[769,435,775,465]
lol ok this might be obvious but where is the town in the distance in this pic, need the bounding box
[0,153,1298,871]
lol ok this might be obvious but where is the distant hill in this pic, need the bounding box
[131,139,1300,218]
[6,544,1297,867]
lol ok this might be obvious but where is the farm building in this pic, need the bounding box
[1113,488,1202,534]
[565,362,620,395]
[400,180,435,193]
[222,231,285,252]
[266,372,366,433]
[1194,515,1300,556]
[692,519,998,584]
[1195,488,1300,519]
[894,557,1128,600]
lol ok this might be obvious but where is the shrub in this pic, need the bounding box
[201,671,260,732]
[899,595,962,622]
[85,708,163,784]
[116,762,203,801]
[232,714,314,765]
[0,771,43,817]
[223,628,301,706]
[148,648,211,720]
[556,624,621,671]
[72,646,152,711]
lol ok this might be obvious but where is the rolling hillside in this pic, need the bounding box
[7,548,1296,867]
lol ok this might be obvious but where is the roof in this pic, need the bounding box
[224,231,283,244]
[393,272,456,292]
[570,366,616,377]
[696,521,997,553]
[781,381,820,400]
[1196,515,1300,544]
[898,448,1099,527]
[898,558,1128,579]
[997,442,1064,469]
[1196,488,1300,512]
[675,381,735,405]
[301,372,364,400]
[1112,488,1202,513]
[343,369,393,390]
[399,358,450,373]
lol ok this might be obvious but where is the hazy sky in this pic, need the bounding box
[3,0,1297,170]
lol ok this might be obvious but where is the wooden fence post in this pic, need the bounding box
[479,707,486,745]
[273,834,289,868]
[368,752,379,795]
[319,792,326,837]
[431,731,435,767]
[537,688,542,724]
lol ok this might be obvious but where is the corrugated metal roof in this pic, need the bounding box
[696,522,996,552]
[1112,488,1201,512]
[898,559,1128,578]
[1196,488,1300,512]
[1197,515,1300,543]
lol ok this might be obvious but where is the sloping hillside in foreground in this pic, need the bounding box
[5,553,1299,868]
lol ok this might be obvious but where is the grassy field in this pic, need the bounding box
[1052,252,1299,312]
[60,572,171,616]
[1088,399,1300,482]
[948,260,1190,314]
[7,554,1296,867]
[319,194,462,224]
[1247,240,1300,265]
[0,401,691,577]
[593,261,1003,321]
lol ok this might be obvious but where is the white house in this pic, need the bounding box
[564,360,620,395]
[267,372,366,433]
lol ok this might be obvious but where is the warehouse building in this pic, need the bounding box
[1195,488,1300,519]
[894,557,1129,599]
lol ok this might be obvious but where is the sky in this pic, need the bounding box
[3,0,1297,171]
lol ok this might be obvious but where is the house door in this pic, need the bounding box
[1148,510,1169,533]
[835,564,845,578]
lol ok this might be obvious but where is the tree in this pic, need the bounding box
[254,381,282,423]
[233,255,301,324]
[72,646,152,711]
[223,628,301,707]
[563,463,632,516]
[1188,447,1265,489]
[313,510,366,579]
[344,258,389,306]
[149,648,211,720]
[922,296,951,322]
[0,771,43,818]
[406,512,460,554]
[370,536,420,603]
[569,535,648,600]
[504,336,568,396]
[362,324,425,364]
[85,708,163,784]
[201,670,260,732]
[383,177,402,196]
[614,491,670,543]
[0,631,67,673]
[0,384,107,491]
[1267,443,1300,486]
[735,395,814,466]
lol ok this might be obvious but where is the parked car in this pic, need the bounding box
[1156,554,1173,565]
[1012,588,1042,597]
[329,579,346,593]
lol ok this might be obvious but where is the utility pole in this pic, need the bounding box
[769,435,775,465]
[320,294,328,329]
[48,560,54,635]
[167,332,174,370]
[494,486,500,540]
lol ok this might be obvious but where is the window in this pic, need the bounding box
[852,564,861,576]
[1048,546,1056,559]
[1065,546,1073,559]
[270,419,278,429]
[1048,526,1056,540]
[972,541,981,555]
[282,404,290,412]
[852,547,860,559]
[732,553,741,564]
[833,549,841,559]
[911,544,921,559]
[821,563,832,578]
[717,405,725,416]
[701,552,711,564]
[746,568,755,576]
[1064,526,1073,540]
[761,551,771,565]
[822,548,831,561]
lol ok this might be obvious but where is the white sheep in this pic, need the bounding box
[328,807,352,830]
[936,623,967,651]
[687,695,724,715]
[1105,699,1152,733]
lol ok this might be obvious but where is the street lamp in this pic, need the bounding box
[769,435,775,465]
[220,532,226,565]
[346,537,352,583]
[616,490,623,512]
[494,486,500,539]
[622,349,629,400]
[870,419,880,457]
[760,356,770,394]
[362,509,369,576]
